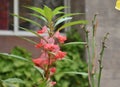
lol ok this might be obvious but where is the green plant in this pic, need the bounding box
[83,15,109,87]
[0,46,42,87]
[0,5,87,87]
[0,5,109,87]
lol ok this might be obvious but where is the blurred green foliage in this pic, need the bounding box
[0,46,41,87]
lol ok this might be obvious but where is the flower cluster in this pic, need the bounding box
[32,26,67,86]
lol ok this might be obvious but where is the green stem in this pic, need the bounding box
[97,33,109,87]
[91,14,97,87]
[97,43,104,87]
[85,29,93,87]
[45,53,51,81]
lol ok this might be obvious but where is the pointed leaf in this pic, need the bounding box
[19,27,47,42]
[57,13,83,20]
[12,14,42,28]
[64,71,88,76]
[57,20,88,31]
[63,42,87,46]
[0,53,30,62]
[3,78,25,84]
[30,13,47,22]
[19,27,41,38]
[24,6,45,17]
[54,17,72,27]
[18,36,37,45]
[33,66,45,79]
[53,11,64,16]
[44,5,53,22]
[53,6,67,16]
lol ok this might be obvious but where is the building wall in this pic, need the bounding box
[86,0,120,87]
[0,36,40,58]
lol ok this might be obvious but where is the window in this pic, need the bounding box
[0,0,70,36]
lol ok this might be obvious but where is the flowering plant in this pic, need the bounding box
[0,5,87,87]
[0,5,109,87]
[21,6,87,87]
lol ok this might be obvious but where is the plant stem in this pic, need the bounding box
[84,28,93,87]
[45,55,51,81]
[91,14,97,87]
[97,33,109,87]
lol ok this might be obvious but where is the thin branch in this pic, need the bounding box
[97,33,109,87]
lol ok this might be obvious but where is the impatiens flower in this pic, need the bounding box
[32,57,48,69]
[37,26,47,34]
[35,43,43,48]
[44,44,60,52]
[54,31,67,43]
[41,36,55,44]
[50,81,56,86]
[32,53,49,68]
[35,36,55,49]
[49,67,56,74]
[55,51,67,60]
[57,35,67,43]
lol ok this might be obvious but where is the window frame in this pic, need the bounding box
[0,0,70,36]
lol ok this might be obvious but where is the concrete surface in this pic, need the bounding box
[85,0,120,87]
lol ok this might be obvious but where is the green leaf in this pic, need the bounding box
[53,6,66,16]
[54,17,72,27]
[0,53,30,62]
[0,80,4,87]
[19,27,47,42]
[53,12,64,17]
[62,57,73,62]
[24,6,45,17]
[19,27,40,37]
[12,14,42,28]
[38,81,47,87]
[57,13,83,20]
[44,5,53,22]
[57,20,88,31]
[54,73,65,81]
[63,71,88,76]
[33,66,45,79]
[30,13,47,23]
[63,42,87,46]
[18,36,37,45]
[3,78,25,84]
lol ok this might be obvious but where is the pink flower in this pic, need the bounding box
[35,36,55,49]
[44,44,60,52]
[32,57,48,69]
[37,26,47,34]
[57,35,67,43]
[54,31,67,43]
[50,81,56,86]
[55,51,67,60]
[32,53,49,68]
[35,43,43,48]
[41,36,55,45]
[49,67,56,74]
